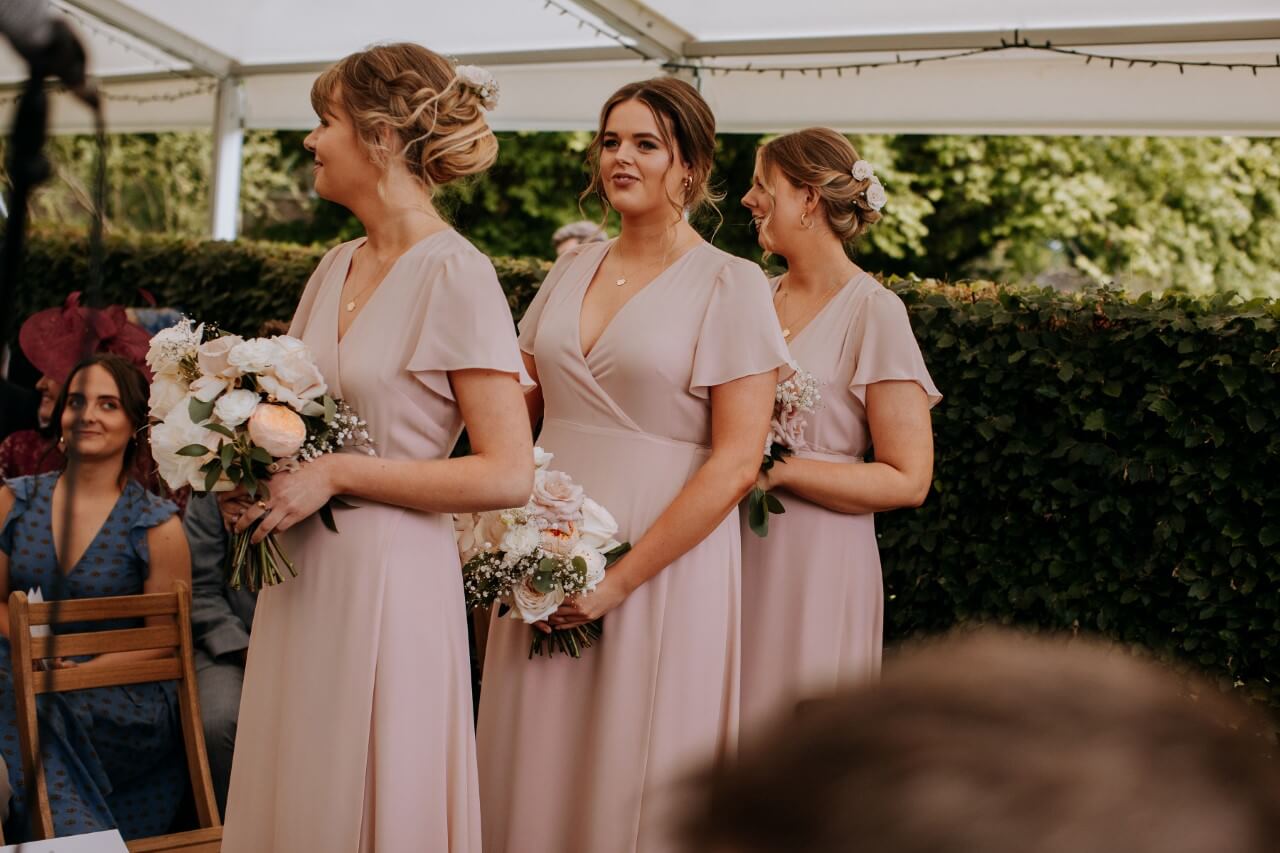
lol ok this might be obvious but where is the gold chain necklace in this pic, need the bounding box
[775,275,842,340]
[611,233,690,287]
[344,249,401,312]
[612,242,643,287]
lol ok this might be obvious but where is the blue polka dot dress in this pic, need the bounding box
[0,472,185,841]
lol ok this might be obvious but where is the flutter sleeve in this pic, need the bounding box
[847,285,942,408]
[0,474,36,556]
[407,248,534,402]
[517,243,590,356]
[126,484,180,569]
[689,258,793,399]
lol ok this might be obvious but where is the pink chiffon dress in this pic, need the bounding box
[222,230,530,853]
[476,240,791,853]
[740,273,941,738]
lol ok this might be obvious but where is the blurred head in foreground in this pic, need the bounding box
[683,629,1280,853]
[552,221,608,256]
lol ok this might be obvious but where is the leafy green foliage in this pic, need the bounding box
[898,135,1280,297]
[9,131,1278,297]
[12,230,1280,709]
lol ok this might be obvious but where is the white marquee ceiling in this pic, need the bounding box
[0,0,1275,137]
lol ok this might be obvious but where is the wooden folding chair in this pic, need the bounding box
[7,580,222,852]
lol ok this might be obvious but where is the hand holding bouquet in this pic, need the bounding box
[746,368,821,537]
[456,448,630,658]
[147,319,373,590]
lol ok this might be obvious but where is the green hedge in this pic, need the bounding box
[12,231,1280,710]
[881,280,1280,710]
[11,229,549,337]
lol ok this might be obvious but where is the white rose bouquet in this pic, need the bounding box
[746,368,821,537]
[456,447,629,658]
[147,319,373,591]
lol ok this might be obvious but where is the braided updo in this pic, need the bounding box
[310,43,497,192]
[759,128,883,244]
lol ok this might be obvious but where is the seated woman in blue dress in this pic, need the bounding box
[0,353,191,841]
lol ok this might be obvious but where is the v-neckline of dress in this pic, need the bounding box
[49,478,129,577]
[771,272,863,346]
[336,229,451,348]
[577,240,707,362]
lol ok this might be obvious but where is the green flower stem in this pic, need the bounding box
[527,620,604,659]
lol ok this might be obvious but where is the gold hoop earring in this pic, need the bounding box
[800,212,813,229]
[682,176,693,191]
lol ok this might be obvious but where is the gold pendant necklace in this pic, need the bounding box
[777,275,841,341]
[614,246,629,287]
[345,251,396,312]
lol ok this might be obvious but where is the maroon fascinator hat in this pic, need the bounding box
[19,292,153,384]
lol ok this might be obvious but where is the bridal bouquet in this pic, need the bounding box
[456,448,630,659]
[147,319,373,591]
[746,369,821,537]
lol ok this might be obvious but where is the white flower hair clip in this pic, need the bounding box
[851,160,887,211]
[454,64,500,111]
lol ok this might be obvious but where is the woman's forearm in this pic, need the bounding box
[611,452,758,595]
[327,450,533,515]
[770,456,930,515]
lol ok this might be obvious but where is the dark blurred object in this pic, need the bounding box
[0,0,97,107]
[0,378,39,439]
[683,628,1280,853]
[1,0,98,350]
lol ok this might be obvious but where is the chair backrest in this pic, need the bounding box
[7,580,221,842]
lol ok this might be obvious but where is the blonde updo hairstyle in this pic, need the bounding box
[310,43,497,194]
[582,76,723,225]
[758,128,882,247]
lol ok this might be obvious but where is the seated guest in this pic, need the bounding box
[184,492,256,817]
[551,220,607,256]
[0,354,191,841]
[683,629,1280,853]
[0,294,151,483]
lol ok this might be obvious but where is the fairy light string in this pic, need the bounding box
[537,3,1280,78]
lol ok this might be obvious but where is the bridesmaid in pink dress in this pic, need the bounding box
[476,79,791,853]
[219,45,533,852]
[738,129,941,737]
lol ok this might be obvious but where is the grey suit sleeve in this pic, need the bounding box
[184,493,250,660]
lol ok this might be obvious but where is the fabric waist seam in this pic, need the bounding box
[542,418,710,454]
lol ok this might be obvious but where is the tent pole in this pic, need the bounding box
[210,76,244,240]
